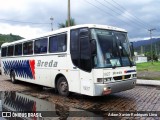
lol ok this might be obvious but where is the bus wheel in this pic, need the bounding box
[10,71,16,84]
[57,77,69,96]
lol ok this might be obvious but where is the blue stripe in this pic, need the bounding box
[3,60,33,79]
[126,70,136,73]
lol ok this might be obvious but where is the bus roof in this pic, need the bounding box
[70,24,127,32]
[1,24,127,47]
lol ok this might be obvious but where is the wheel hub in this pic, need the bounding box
[60,82,68,92]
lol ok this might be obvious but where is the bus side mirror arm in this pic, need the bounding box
[90,39,97,56]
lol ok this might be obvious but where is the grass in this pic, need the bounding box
[136,62,160,80]
[136,62,160,72]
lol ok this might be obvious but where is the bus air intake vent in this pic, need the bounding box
[113,75,131,80]
[125,75,131,79]
[113,76,122,80]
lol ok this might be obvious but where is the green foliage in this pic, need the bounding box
[58,18,76,28]
[145,51,158,61]
[0,33,23,47]
[137,62,160,80]
[137,62,160,72]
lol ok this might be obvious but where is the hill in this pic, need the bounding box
[133,38,160,54]
[133,38,160,48]
[0,33,23,47]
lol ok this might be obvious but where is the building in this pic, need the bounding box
[134,52,147,63]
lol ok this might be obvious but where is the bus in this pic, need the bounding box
[1,24,136,96]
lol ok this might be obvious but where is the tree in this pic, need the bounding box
[0,34,23,47]
[145,51,158,61]
[58,18,76,28]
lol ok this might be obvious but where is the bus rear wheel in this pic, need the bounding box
[57,77,69,96]
[10,71,17,84]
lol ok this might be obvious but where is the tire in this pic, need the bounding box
[10,71,17,84]
[57,77,69,96]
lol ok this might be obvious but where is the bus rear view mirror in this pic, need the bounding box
[90,39,97,55]
[130,42,134,56]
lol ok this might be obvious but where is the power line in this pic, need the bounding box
[0,18,50,25]
[83,0,160,40]
[83,0,147,30]
[103,0,151,29]
[83,0,133,26]
[83,0,114,18]
[110,0,160,31]
[95,0,148,30]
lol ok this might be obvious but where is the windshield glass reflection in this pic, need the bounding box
[91,29,135,68]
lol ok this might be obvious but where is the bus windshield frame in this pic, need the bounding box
[91,28,135,68]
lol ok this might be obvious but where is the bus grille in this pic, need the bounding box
[125,75,131,79]
[113,75,131,80]
[113,76,122,80]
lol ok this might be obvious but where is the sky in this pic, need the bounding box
[0,0,159,41]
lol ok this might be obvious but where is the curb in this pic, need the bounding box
[137,79,160,86]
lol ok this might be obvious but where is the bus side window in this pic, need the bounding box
[49,33,67,53]
[49,36,58,53]
[15,44,22,56]
[34,38,48,54]
[7,45,14,56]
[23,41,33,55]
[1,47,7,57]
[57,34,67,52]
[70,29,80,68]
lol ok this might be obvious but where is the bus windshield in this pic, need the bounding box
[91,29,135,68]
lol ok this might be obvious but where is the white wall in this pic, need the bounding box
[135,56,147,63]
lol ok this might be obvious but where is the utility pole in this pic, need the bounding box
[141,46,143,55]
[50,17,54,31]
[68,0,70,27]
[148,28,156,64]
[155,44,157,55]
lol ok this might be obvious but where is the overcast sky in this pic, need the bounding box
[0,0,159,41]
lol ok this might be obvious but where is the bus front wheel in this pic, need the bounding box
[57,77,69,96]
[10,71,17,84]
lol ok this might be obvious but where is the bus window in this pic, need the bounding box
[70,28,91,72]
[49,33,67,53]
[23,41,33,55]
[70,29,79,67]
[34,38,48,54]
[7,45,14,56]
[1,47,7,57]
[15,44,22,56]
[79,28,91,72]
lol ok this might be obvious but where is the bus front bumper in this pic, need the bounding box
[94,79,136,96]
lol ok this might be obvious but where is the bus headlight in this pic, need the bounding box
[104,78,112,83]
[133,74,137,78]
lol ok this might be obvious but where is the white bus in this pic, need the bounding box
[1,24,136,96]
